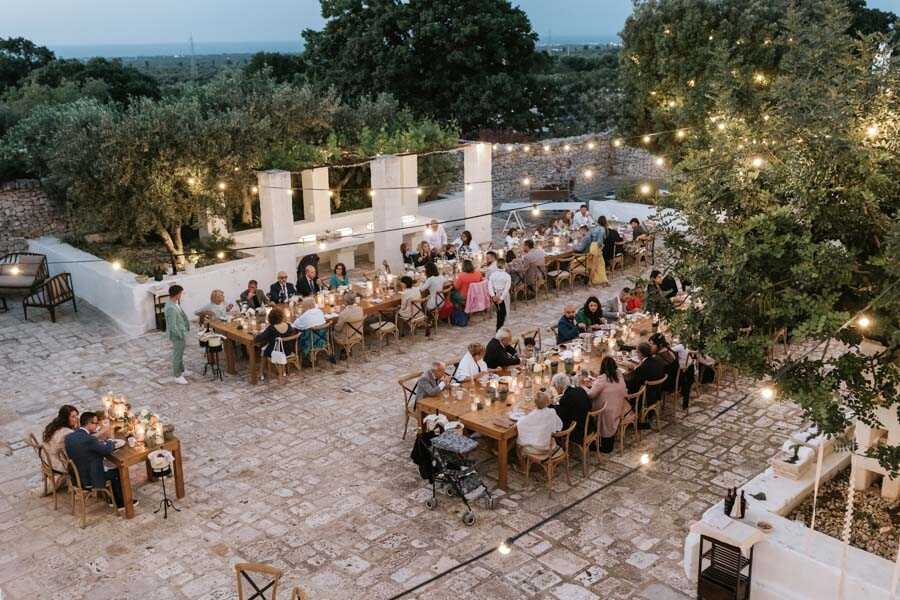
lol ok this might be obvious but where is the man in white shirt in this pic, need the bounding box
[423,219,448,250]
[516,389,562,456]
[487,258,512,330]
[483,251,498,276]
[603,287,632,320]
[291,296,326,330]
[573,204,594,229]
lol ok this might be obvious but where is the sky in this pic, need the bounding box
[2,0,899,49]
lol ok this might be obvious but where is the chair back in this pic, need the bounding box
[464,280,491,314]
[406,299,427,322]
[235,562,283,600]
[625,385,646,417]
[65,457,89,491]
[553,421,577,454]
[25,272,75,306]
[303,323,331,353]
[645,375,668,405]
[515,328,542,353]
[584,408,602,442]
[398,371,424,411]
[569,254,589,274]
[343,320,364,343]
[279,332,301,356]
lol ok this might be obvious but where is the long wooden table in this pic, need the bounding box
[107,436,185,519]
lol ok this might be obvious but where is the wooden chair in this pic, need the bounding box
[333,320,365,362]
[65,457,117,528]
[620,385,644,449]
[609,242,626,273]
[366,311,400,350]
[263,333,301,383]
[519,421,577,498]
[515,328,542,354]
[637,236,655,267]
[568,254,591,286]
[235,562,282,600]
[533,266,549,298]
[396,299,429,338]
[510,270,529,305]
[546,258,571,292]
[640,375,668,433]
[302,324,333,370]
[27,433,66,510]
[22,272,77,323]
[431,289,449,328]
[571,408,603,477]
[398,371,423,439]
[291,588,308,600]
[0,252,49,312]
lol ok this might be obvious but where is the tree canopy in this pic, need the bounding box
[302,0,545,136]
[0,37,55,90]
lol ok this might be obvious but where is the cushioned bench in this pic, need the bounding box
[23,273,77,323]
[0,253,49,312]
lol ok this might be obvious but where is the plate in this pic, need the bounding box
[110,439,126,449]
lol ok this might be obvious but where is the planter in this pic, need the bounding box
[770,443,814,480]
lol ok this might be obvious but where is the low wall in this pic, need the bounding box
[29,236,268,337]
[1,180,67,255]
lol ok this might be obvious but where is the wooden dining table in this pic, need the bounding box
[106,436,185,519]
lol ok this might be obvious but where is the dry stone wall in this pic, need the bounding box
[0,180,68,255]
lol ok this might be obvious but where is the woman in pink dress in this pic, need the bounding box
[585,356,628,453]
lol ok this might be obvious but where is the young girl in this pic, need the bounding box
[505,227,520,248]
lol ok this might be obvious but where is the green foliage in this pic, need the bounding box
[245,52,306,83]
[660,0,900,470]
[0,37,55,90]
[26,58,160,104]
[302,0,544,136]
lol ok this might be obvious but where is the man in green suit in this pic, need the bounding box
[164,284,190,384]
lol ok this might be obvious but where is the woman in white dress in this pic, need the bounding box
[42,404,80,489]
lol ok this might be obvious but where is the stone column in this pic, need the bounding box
[371,155,404,272]
[400,154,421,249]
[463,143,492,245]
[300,167,331,224]
[257,170,296,278]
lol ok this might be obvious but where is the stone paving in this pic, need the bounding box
[0,259,804,600]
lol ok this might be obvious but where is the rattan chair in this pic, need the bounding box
[65,457,117,528]
[235,562,282,600]
[519,421,577,498]
[398,371,423,439]
[571,408,603,478]
[620,386,644,449]
[27,433,66,509]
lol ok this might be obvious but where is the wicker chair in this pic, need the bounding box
[571,408,603,477]
[65,457,117,528]
[366,311,400,350]
[398,371,423,439]
[27,433,66,509]
[396,299,429,338]
[519,421,577,498]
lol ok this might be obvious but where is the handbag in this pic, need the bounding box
[450,308,469,327]
[270,337,288,365]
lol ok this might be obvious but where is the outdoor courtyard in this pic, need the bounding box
[0,256,803,600]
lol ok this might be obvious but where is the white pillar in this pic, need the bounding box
[464,143,492,245]
[371,155,405,272]
[300,167,331,224]
[400,154,421,252]
[257,170,296,279]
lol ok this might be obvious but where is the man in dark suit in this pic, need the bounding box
[64,411,133,509]
[551,373,591,445]
[268,271,296,304]
[484,328,520,369]
[296,264,321,297]
[625,342,667,428]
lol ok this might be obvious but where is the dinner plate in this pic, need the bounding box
[110,438,126,449]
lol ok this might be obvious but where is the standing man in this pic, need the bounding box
[487,258,512,331]
[423,219,448,250]
[164,284,190,385]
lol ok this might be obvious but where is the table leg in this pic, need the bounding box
[119,464,135,519]
[173,443,185,499]
[247,343,259,384]
[497,437,509,490]
[145,460,157,482]
[223,339,237,375]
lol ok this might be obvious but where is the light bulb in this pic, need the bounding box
[642,135,651,144]
[668,100,676,108]
[640,453,651,465]
[865,125,879,138]
[465,184,473,191]
[416,187,423,196]
[111,260,122,271]
[676,129,686,140]
[369,190,376,197]
[563,144,571,151]
[856,315,871,329]
[523,145,531,153]
[522,177,531,186]
[639,184,652,195]
[217,182,226,191]
[716,122,726,131]
[318,241,327,251]
[286,189,293,195]
[543,144,551,153]
[251,186,258,194]
[613,139,623,147]
[498,541,512,555]
[587,141,595,150]
[328,190,334,197]
[10,266,21,275]
[492,144,499,151]
[762,114,770,122]
[750,157,764,169]
[216,251,225,259]
[654,157,665,167]
[531,205,540,216]
[760,386,775,400]
[584,169,593,179]
[186,177,196,185]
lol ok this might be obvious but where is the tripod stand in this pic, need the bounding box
[152,466,181,519]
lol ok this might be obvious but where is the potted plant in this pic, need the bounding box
[152,265,166,282]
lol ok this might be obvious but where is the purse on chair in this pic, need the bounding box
[270,338,288,365]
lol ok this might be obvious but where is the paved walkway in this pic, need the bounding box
[0,262,802,600]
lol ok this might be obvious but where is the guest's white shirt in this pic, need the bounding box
[573,211,594,229]
[672,343,691,369]
[505,235,518,248]
[488,269,511,303]
[454,237,479,254]
[516,407,562,449]
[453,352,489,381]
[423,225,448,250]
[292,307,326,330]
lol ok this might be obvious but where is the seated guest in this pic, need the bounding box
[239,280,268,309]
[442,244,458,261]
[43,404,79,485]
[333,292,364,347]
[329,263,350,289]
[506,249,528,278]
[650,332,680,396]
[519,335,537,359]
[397,276,424,333]
[551,373,591,445]
[573,204,594,229]
[629,217,649,241]
[195,289,230,322]
[660,273,679,298]
[603,287,632,320]
[65,412,130,510]
[269,272,297,304]
[601,217,623,264]
[412,361,450,409]
[585,356,628,452]
[401,243,416,266]
[419,261,446,314]
[453,259,483,306]
[626,287,644,312]
[573,225,592,253]
[552,217,569,235]
[291,296,327,354]
[454,230,479,255]
[453,343,492,382]
[297,264,321,297]
[414,241,436,268]
[505,227,520,248]
[556,303,581,344]
[516,389,563,457]
[254,307,297,357]
[534,223,550,238]
[561,210,574,231]
[625,343,667,426]
[522,240,547,289]
[484,328,520,369]
[645,270,674,317]
[576,296,605,331]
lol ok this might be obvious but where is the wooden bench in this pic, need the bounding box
[23,273,77,322]
[0,252,49,312]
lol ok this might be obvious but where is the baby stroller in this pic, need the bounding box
[411,418,494,526]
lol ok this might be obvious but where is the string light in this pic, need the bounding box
[318,241,327,251]
[10,266,20,275]
[251,186,258,194]
[416,187,423,196]
[584,169,594,179]
[667,99,677,108]
[111,260,122,271]
[716,122,726,131]
[498,540,512,555]
[523,145,531,153]
[865,125,879,138]
[856,315,872,329]
[543,144,551,153]
[762,114,770,122]
[640,453,651,465]
[368,190,376,198]
[642,135,651,144]
[506,144,514,153]
[186,177,196,186]
[750,156,765,169]
[216,251,225,259]
[531,204,540,216]
[587,141,596,150]
[286,189,293,195]
[217,182,227,191]
[676,129,687,140]
[328,190,334,197]
[760,386,775,400]
[563,144,572,151]
[639,183,652,195]
[613,139,623,147]
[522,177,531,186]
[654,157,665,167]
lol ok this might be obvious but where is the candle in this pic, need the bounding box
[470,401,478,412]
[155,423,163,443]
[102,395,112,417]
[134,422,145,443]
[573,347,583,362]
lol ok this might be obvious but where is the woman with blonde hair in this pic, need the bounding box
[195,289,230,322]
[452,342,492,382]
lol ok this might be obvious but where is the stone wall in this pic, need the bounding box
[489,133,666,203]
[0,180,68,256]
